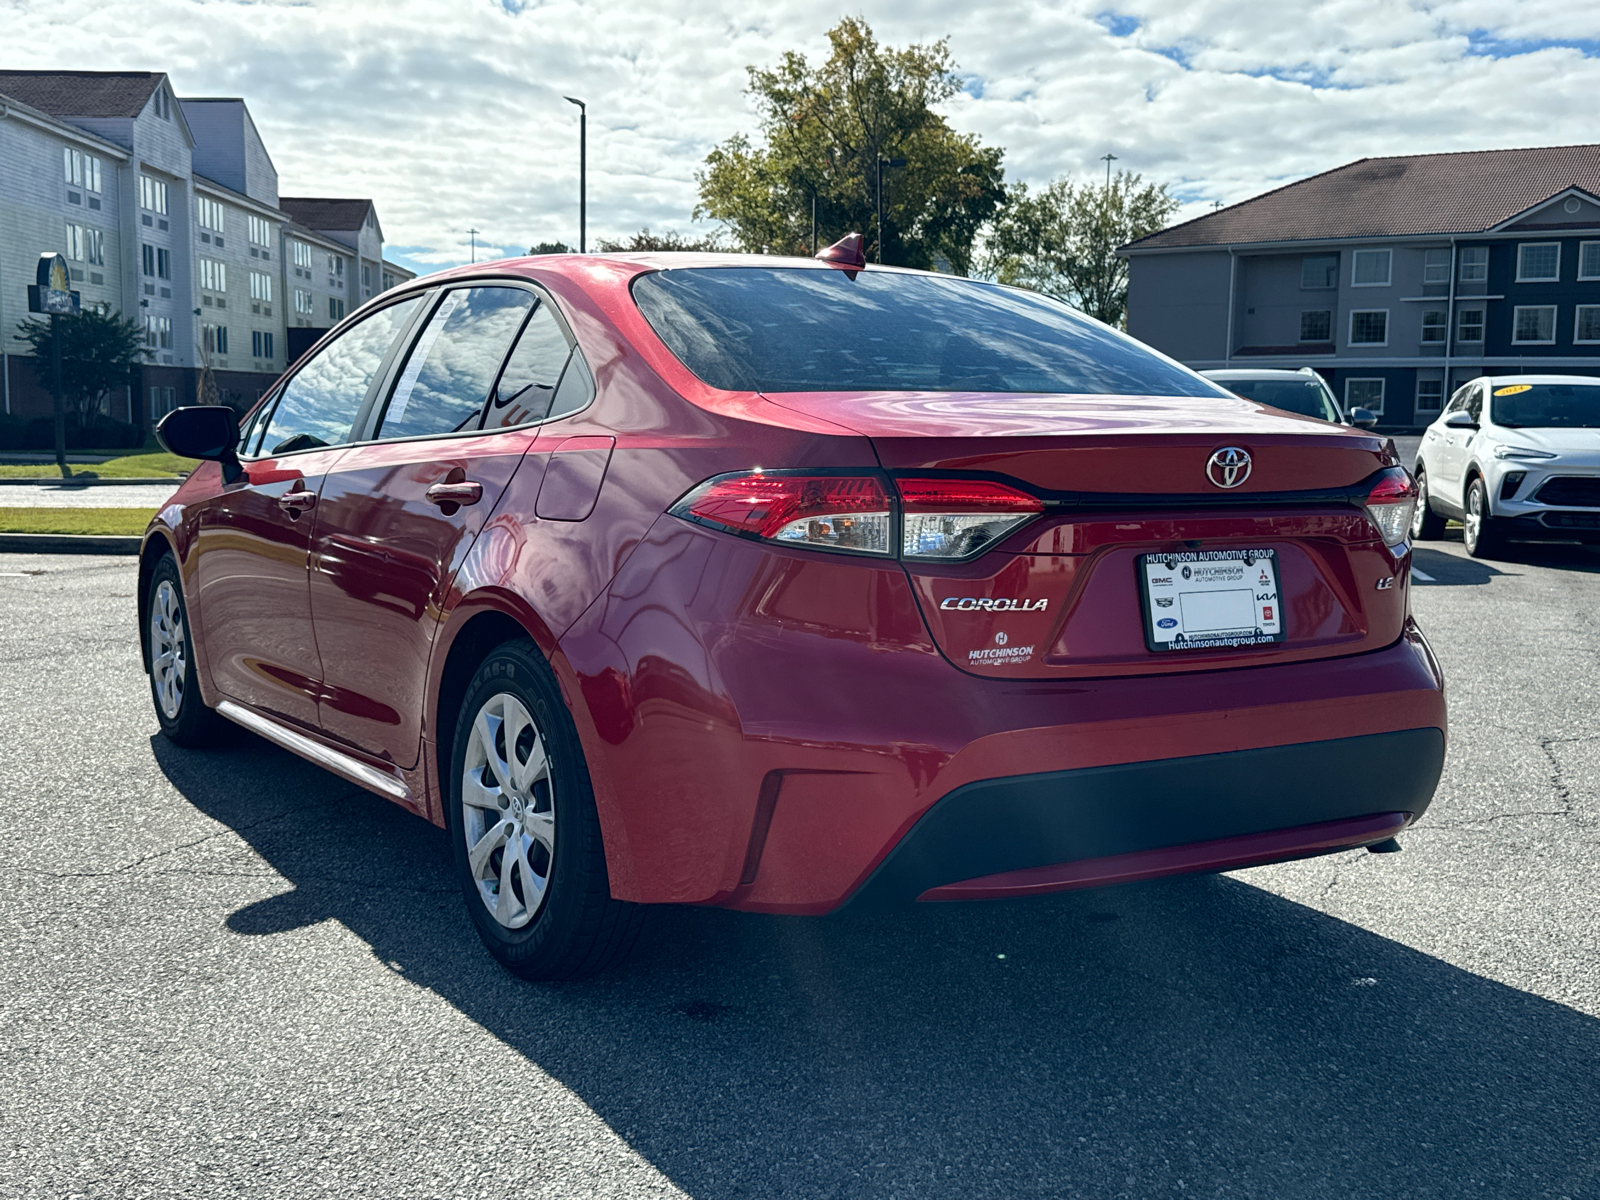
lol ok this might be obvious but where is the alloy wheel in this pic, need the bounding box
[149,579,186,720]
[1411,475,1429,539]
[1464,483,1483,553]
[460,692,556,929]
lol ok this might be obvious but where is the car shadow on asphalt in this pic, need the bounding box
[1414,538,1600,583]
[153,735,1600,1199]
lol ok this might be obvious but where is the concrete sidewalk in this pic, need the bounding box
[0,483,176,508]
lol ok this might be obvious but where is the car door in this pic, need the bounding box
[1429,382,1481,511]
[306,284,586,768]
[190,296,424,728]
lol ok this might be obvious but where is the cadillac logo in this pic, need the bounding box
[1206,446,1252,489]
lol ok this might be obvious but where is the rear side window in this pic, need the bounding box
[255,296,421,455]
[631,267,1226,397]
[483,303,572,429]
[376,287,534,439]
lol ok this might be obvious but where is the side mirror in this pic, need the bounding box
[156,406,242,483]
[1348,407,1379,430]
[1443,410,1478,431]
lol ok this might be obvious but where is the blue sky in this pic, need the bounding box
[4,0,1598,274]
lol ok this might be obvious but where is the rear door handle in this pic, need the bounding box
[425,481,483,508]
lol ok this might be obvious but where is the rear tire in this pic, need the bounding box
[448,640,646,980]
[1463,477,1504,559]
[145,553,230,747]
[1411,470,1447,540]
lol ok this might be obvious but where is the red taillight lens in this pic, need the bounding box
[1364,468,1418,548]
[897,477,1044,560]
[671,472,892,555]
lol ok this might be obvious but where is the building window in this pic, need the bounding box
[1352,249,1391,287]
[382,271,397,290]
[152,316,172,349]
[1345,378,1385,415]
[294,288,314,315]
[1299,310,1332,342]
[85,229,104,267]
[249,271,274,302]
[157,248,172,280]
[248,215,273,246]
[1579,242,1600,282]
[1416,379,1444,414]
[1457,307,1485,343]
[200,258,226,292]
[197,197,226,232]
[1512,305,1557,344]
[252,330,275,358]
[63,148,102,192]
[1349,309,1388,345]
[1516,242,1560,283]
[203,324,229,355]
[141,244,155,277]
[1574,306,1600,344]
[329,298,345,321]
[63,222,85,261]
[1420,310,1447,344]
[152,88,171,120]
[1423,248,1451,285]
[138,175,168,214]
[1459,246,1488,282]
[293,241,314,269]
[361,263,373,291]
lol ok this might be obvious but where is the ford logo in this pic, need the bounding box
[1157,617,1178,629]
[1206,446,1252,489]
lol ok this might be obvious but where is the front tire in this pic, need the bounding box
[1463,477,1504,559]
[448,640,645,980]
[145,553,229,746]
[1411,470,1447,540]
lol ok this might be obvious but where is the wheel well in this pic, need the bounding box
[434,611,536,797]
[136,535,174,671]
[1462,466,1483,509]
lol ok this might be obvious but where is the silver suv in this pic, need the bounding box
[1202,368,1378,429]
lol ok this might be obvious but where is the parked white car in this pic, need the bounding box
[1201,368,1378,429]
[1412,375,1600,558]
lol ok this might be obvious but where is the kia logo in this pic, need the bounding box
[1206,446,1252,489]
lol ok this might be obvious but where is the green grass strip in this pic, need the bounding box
[0,507,157,535]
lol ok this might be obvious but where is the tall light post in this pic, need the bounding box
[564,96,587,253]
[876,156,907,265]
[468,227,479,263]
[1101,152,1118,188]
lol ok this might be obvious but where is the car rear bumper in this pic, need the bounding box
[844,728,1442,909]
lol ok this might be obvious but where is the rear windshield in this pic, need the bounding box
[1218,378,1339,423]
[631,267,1228,397]
[1491,382,1600,428]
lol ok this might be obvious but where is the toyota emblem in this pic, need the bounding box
[1206,446,1252,489]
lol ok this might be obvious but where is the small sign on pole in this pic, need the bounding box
[27,252,80,316]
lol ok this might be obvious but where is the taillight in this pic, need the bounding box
[1364,468,1418,548]
[670,472,892,555]
[897,477,1045,561]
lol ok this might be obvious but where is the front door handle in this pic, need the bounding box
[425,481,483,509]
[278,489,317,519]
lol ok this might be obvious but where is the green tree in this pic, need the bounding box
[984,171,1178,327]
[15,309,148,475]
[596,228,725,252]
[527,241,572,255]
[695,18,1006,273]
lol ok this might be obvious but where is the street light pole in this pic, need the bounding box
[1101,152,1118,188]
[564,96,587,253]
[468,227,479,264]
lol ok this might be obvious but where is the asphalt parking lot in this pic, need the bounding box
[2,534,1597,1199]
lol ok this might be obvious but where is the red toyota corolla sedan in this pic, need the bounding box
[141,241,1446,979]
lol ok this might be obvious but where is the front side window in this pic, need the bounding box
[632,268,1228,397]
[376,288,534,440]
[1513,305,1556,344]
[1459,246,1489,282]
[1345,378,1385,414]
[1420,310,1446,344]
[1300,255,1338,289]
[1351,249,1391,287]
[255,296,422,456]
[1491,381,1600,429]
[485,302,575,429]
[1423,248,1451,285]
[1299,310,1331,342]
[1516,243,1560,282]
[1576,305,1600,344]
[1349,309,1388,345]
[1457,307,1485,343]
[1415,379,1444,413]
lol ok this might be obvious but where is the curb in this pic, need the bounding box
[0,533,143,555]
[0,478,183,486]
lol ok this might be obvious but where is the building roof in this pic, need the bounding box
[280,197,373,232]
[1126,143,1600,251]
[0,70,164,118]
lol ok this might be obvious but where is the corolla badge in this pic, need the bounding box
[1206,446,1252,489]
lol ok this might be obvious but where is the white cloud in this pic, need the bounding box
[4,0,1597,270]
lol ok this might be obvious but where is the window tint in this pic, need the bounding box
[483,302,572,429]
[632,268,1226,397]
[1224,379,1339,423]
[257,297,421,455]
[378,287,534,439]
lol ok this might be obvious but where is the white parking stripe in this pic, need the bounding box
[1411,566,1436,582]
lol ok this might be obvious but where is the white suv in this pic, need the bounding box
[1412,374,1600,558]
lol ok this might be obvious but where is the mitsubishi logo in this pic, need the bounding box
[1206,446,1252,489]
